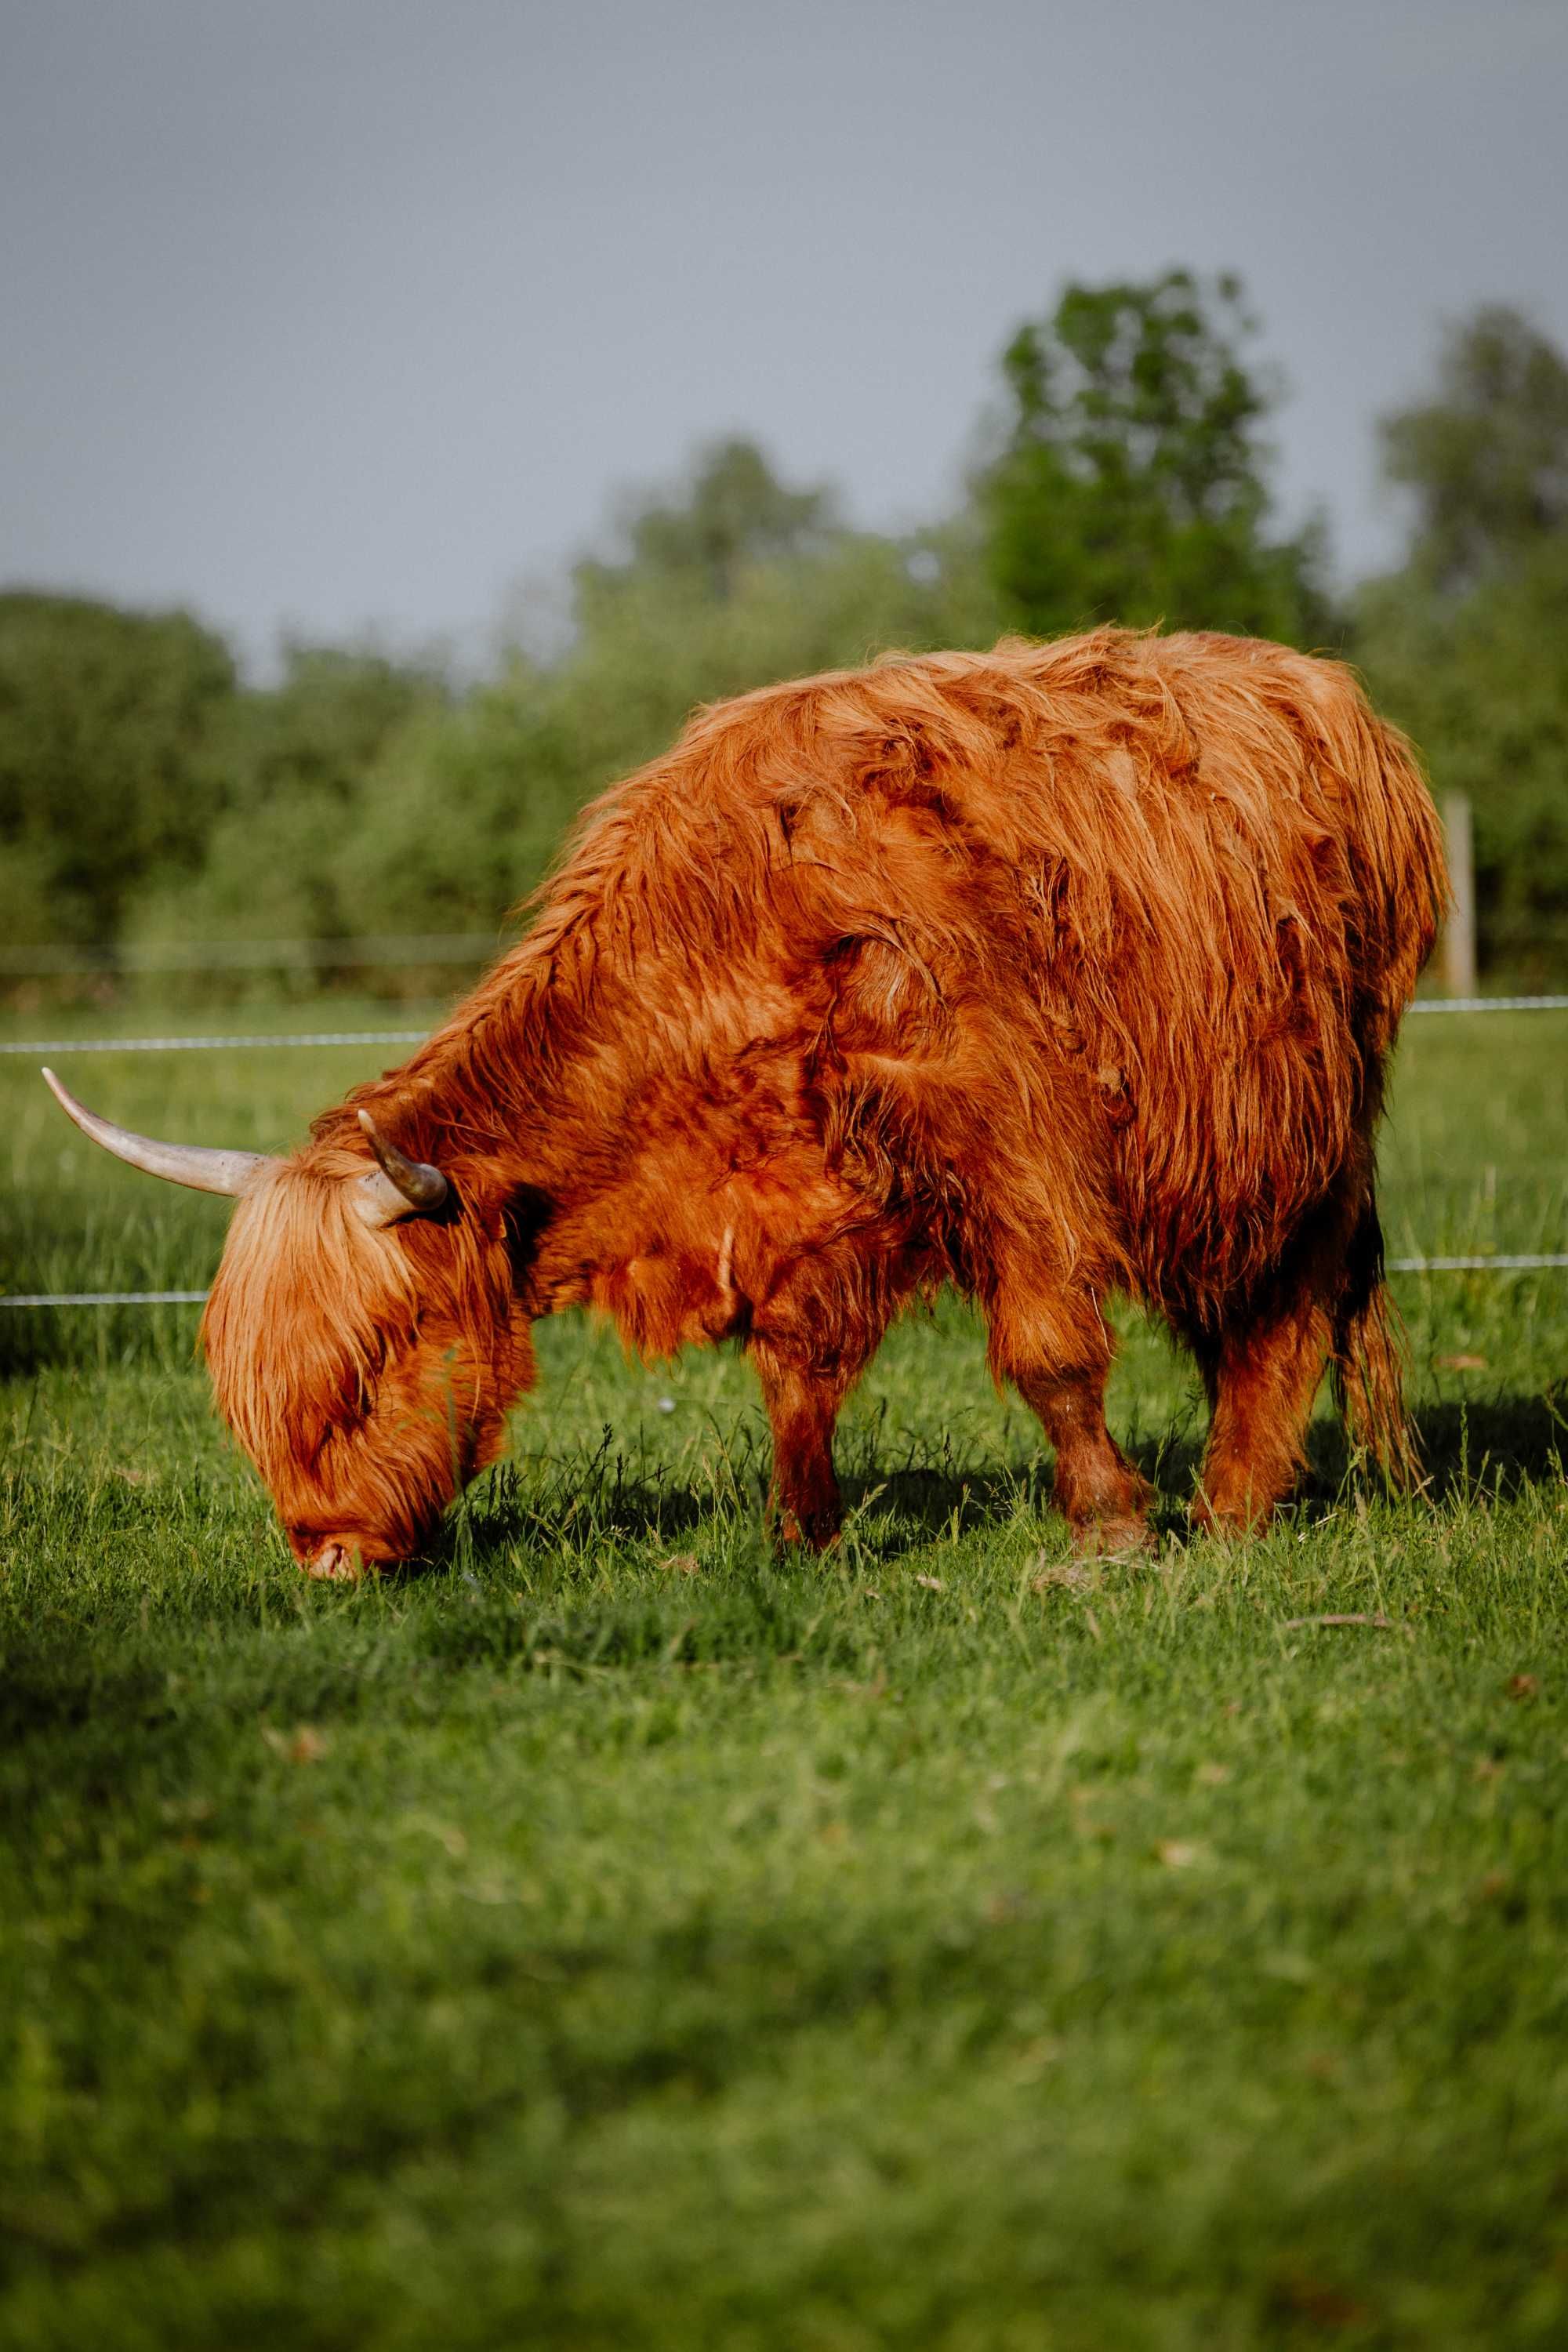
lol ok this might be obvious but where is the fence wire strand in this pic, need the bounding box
[0,1030,430,1056]
[5,996,1566,1061]
[5,993,1565,1305]
[5,1261,1567,1309]
[1406,995,1568,1015]
[2,1291,211,1307]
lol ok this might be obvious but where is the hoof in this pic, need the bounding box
[773,1523,842,1556]
[769,1504,844,1552]
[1189,1493,1276,1540]
[1071,1514,1154,1559]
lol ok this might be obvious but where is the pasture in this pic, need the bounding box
[2,995,1565,2349]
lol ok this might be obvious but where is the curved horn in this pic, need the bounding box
[354,1109,448,1227]
[42,1068,274,1197]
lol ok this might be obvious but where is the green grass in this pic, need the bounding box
[2,999,1566,2348]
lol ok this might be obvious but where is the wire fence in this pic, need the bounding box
[5,996,1568,1061]
[4,991,1566,1306]
[9,941,1568,984]
[1406,995,1568,1016]
[0,1030,431,1056]
[5,1257,1567,1310]
[2,1291,212,1308]
[0,932,501,978]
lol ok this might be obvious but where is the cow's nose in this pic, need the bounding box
[306,1540,362,1582]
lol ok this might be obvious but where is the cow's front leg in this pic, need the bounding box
[738,1207,916,1551]
[749,1341,850,1548]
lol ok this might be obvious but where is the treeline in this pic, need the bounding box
[5,274,1566,992]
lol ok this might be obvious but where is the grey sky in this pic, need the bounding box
[2,0,1564,669]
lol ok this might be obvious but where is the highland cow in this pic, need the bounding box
[48,629,1446,1577]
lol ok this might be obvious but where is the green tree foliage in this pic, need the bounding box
[122,644,448,982]
[216,642,446,816]
[1356,307,1568,974]
[579,435,840,606]
[328,520,998,944]
[0,593,234,945]
[180,445,1000,960]
[4,448,996,989]
[1378,305,1568,595]
[37,296,1568,993]
[977,270,1330,644]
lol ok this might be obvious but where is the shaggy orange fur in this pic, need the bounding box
[199,628,1446,1573]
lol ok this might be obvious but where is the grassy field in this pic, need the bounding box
[2,996,1565,2349]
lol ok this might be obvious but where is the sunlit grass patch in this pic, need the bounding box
[2,1000,1566,2347]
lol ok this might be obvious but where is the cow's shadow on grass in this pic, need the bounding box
[447,1385,1564,1570]
[859,1392,1563,1548]
[1341,1391,1565,1504]
[437,1448,738,1572]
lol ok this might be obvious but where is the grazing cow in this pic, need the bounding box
[48,630,1446,1577]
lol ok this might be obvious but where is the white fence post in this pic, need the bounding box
[1442,791,1476,999]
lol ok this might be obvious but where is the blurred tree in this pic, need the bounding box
[107,443,1000,983]
[1357,307,1568,977]
[122,641,448,981]
[216,642,447,814]
[1378,305,1568,596]
[300,445,1000,953]
[580,437,840,608]
[977,270,1330,644]
[0,593,234,944]
[111,450,996,979]
[326,521,1001,948]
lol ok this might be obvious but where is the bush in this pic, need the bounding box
[1356,538,1568,975]
[0,593,234,946]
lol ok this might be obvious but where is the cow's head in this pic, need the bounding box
[43,1070,532,1577]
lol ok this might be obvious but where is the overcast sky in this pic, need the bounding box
[2,0,1564,669]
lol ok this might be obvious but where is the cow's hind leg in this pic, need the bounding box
[1189,1288,1334,1537]
[1331,1197,1419,1490]
[989,1290,1152,1554]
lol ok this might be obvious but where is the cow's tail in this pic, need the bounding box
[1330,1199,1421,1490]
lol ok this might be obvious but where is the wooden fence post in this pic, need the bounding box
[1442,790,1476,998]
